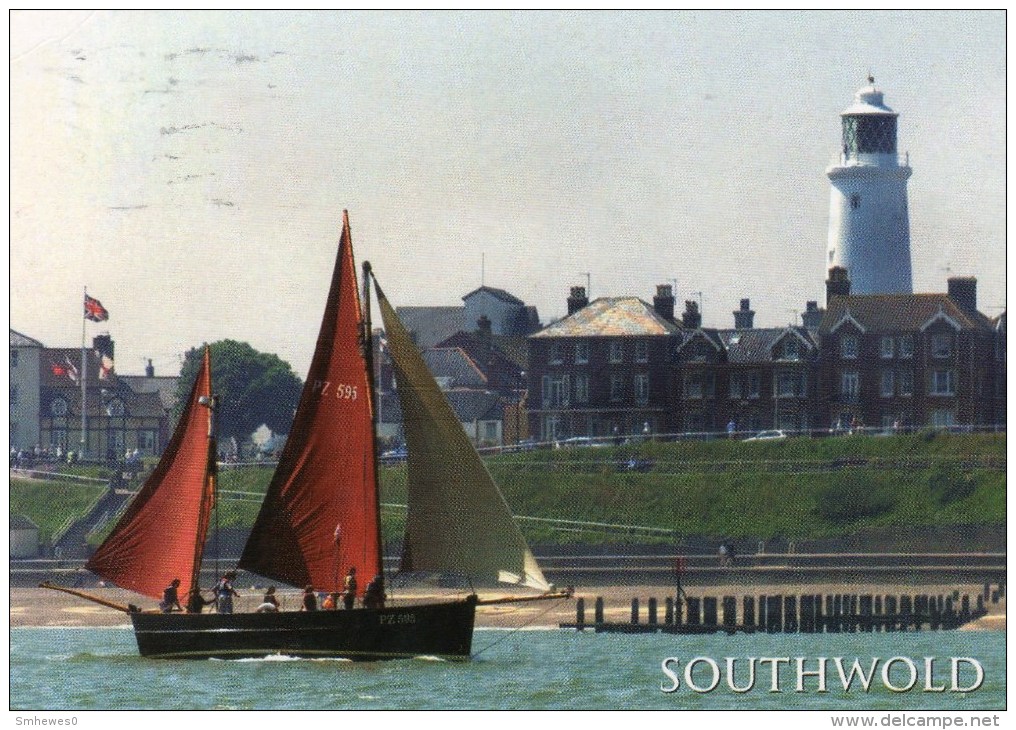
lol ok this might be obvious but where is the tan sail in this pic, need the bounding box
[375,281,549,591]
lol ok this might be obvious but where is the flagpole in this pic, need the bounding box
[81,287,88,459]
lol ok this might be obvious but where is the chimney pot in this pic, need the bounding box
[653,284,676,322]
[567,286,589,316]
[682,300,702,329]
[733,298,755,330]
[947,277,978,316]
[826,266,852,304]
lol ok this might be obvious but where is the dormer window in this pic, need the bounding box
[106,398,126,418]
[840,334,859,360]
[782,338,800,361]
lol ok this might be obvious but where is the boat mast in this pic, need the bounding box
[361,260,386,592]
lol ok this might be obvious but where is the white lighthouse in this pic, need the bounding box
[826,78,913,294]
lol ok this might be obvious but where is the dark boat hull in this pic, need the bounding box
[130,598,477,661]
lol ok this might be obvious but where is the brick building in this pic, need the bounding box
[527,286,682,441]
[818,273,998,431]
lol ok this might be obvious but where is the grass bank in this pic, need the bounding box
[10,433,1005,548]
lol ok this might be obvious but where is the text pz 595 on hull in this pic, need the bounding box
[131,598,477,661]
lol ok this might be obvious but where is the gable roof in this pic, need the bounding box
[462,286,524,306]
[716,327,818,364]
[10,330,44,348]
[394,306,468,350]
[531,297,682,338]
[422,347,488,389]
[119,375,180,412]
[820,294,993,334]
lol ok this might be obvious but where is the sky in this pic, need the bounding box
[9,10,1007,379]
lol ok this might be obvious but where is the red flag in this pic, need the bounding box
[84,294,109,322]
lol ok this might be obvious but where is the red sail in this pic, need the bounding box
[86,348,215,601]
[239,211,381,594]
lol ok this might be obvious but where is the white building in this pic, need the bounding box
[10,330,43,451]
[826,78,913,295]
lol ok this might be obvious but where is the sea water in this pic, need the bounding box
[10,626,1005,711]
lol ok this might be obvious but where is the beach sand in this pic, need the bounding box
[12,582,1005,631]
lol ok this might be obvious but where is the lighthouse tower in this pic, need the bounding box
[826,78,913,294]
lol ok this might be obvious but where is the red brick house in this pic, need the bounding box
[817,276,997,431]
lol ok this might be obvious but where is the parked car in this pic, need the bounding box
[380,446,407,464]
[744,430,787,442]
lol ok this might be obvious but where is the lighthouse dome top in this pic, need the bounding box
[840,81,898,117]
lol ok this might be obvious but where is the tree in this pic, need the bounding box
[173,340,303,445]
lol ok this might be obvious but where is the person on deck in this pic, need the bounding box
[256,586,280,613]
[321,592,340,610]
[186,587,214,614]
[159,579,183,613]
[363,575,385,610]
[301,585,318,611]
[214,571,239,614]
[341,567,358,610]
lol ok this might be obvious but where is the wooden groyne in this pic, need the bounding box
[561,583,1004,634]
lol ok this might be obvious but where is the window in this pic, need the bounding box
[635,341,648,363]
[850,193,861,210]
[575,342,589,365]
[782,338,800,361]
[50,397,68,416]
[747,371,761,399]
[930,410,955,429]
[574,374,589,404]
[543,415,562,441]
[684,373,703,400]
[898,335,914,359]
[931,333,952,358]
[929,369,956,396]
[703,372,716,398]
[729,372,743,400]
[880,369,895,398]
[138,430,157,453]
[634,374,649,405]
[610,375,625,402]
[106,399,125,417]
[541,374,570,408]
[609,341,624,364]
[775,370,806,398]
[840,334,859,359]
[483,422,498,442]
[899,369,914,397]
[880,336,894,359]
[549,343,563,365]
[841,371,860,399]
[49,428,67,449]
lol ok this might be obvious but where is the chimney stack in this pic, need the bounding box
[567,286,589,315]
[145,359,155,378]
[92,334,114,360]
[733,298,755,330]
[826,266,852,304]
[801,301,824,330]
[653,284,676,322]
[682,300,702,329]
[947,277,978,316]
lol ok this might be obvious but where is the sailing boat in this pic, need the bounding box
[46,211,565,661]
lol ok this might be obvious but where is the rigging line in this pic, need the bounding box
[378,502,676,535]
[471,595,571,660]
